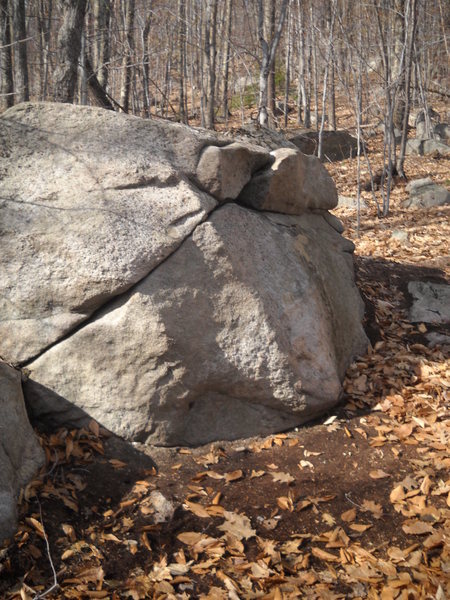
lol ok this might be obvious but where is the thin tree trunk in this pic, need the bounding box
[0,0,13,109]
[119,0,135,113]
[221,0,232,123]
[257,0,288,127]
[38,0,52,100]
[283,0,291,128]
[178,0,187,123]
[93,0,111,88]
[398,0,417,178]
[54,0,87,103]
[265,0,276,126]
[141,10,152,118]
[11,0,29,102]
[318,0,337,160]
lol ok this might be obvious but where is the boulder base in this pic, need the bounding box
[0,362,45,543]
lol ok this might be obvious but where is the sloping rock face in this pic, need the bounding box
[1,102,368,446]
[0,362,45,543]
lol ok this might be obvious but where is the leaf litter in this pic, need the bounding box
[1,138,449,599]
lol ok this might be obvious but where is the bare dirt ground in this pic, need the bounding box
[1,124,449,599]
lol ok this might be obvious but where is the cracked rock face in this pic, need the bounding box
[1,102,368,446]
[0,362,45,543]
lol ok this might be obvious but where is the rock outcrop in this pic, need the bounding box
[0,362,45,543]
[1,102,368,446]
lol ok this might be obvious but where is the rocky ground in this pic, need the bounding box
[1,127,449,599]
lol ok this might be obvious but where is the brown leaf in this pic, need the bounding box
[341,508,357,522]
[369,469,391,479]
[277,496,294,511]
[217,511,255,540]
[402,520,434,535]
[184,500,211,519]
[350,523,373,532]
[224,470,243,483]
[271,471,295,483]
[361,499,383,519]
[311,547,340,562]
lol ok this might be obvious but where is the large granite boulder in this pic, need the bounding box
[0,362,45,543]
[1,102,368,446]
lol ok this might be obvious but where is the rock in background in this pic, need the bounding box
[1,102,368,447]
[0,362,45,543]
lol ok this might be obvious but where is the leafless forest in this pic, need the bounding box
[0,0,448,211]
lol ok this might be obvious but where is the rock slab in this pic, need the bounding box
[0,362,45,543]
[25,205,367,446]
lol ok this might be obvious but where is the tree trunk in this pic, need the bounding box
[0,0,13,109]
[264,0,276,126]
[11,0,29,102]
[93,0,111,89]
[54,0,87,103]
[178,0,187,123]
[38,0,53,101]
[203,0,218,129]
[119,0,135,113]
[257,0,288,127]
[221,0,232,123]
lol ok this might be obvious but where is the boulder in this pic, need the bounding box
[0,103,270,365]
[1,102,368,447]
[230,124,297,151]
[0,362,45,543]
[238,148,338,214]
[338,195,368,211]
[403,178,450,208]
[195,142,270,201]
[408,281,450,325]
[25,205,367,446]
[406,138,450,157]
[287,130,361,162]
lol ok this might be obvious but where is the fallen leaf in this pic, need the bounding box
[341,508,357,522]
[402,521,434,535]
[217,511,256,540]
[311,547,340,562]
[184,500,211,519]
[350,523,373,532]
[271,471,295,483]
[369,469,391,479]
[224,470,243,483]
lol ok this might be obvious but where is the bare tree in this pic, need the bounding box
[54,0,87,103]
[11,0,29,102]
[257,0,288,126]
[119,0,135,113]
[0,0,13,109]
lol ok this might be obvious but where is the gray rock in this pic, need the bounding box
[0,102,218,365]
[238,148,338,215]
[231,124,297,151]
[0,362,45,543]
[195,142,270,201]
[390,229,409,243]
[338,195,368,211]
[404,178,450,208]
[287,130,361,162]
[426,332,450,351]
[408,281,450,324]
[25,205,367,446]
[422,139,450,157]
[406,138,450,157]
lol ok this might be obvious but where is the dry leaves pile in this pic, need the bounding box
[1,138,449,599]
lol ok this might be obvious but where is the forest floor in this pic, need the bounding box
[1,120,449,599]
